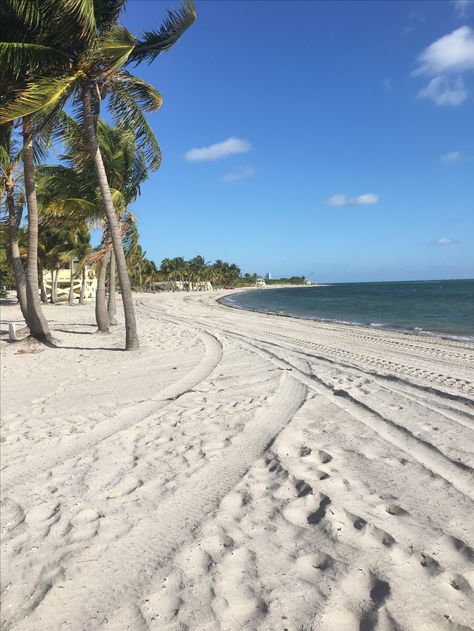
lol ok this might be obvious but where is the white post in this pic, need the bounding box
[9,323,17,341]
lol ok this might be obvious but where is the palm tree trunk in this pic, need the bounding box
[22,118,52,342]
[53,269,59,303]
[38,260,48,303]
[107,250,118,325]
[79,267,86,304]
[68,258,75,305]
[95,255,109,333]
[83,88,138,350]
[5,181,28,322]
[50,268,58,303]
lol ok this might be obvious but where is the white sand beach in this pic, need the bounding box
[1,290,474,631]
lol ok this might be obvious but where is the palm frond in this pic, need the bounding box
[5,0,43,30]
[0,123,13,172]
[124,150,148,203]
[44,197,97,222]
[32,132,51,164]
[96,25,135,76]
[128,0,195,65]
[113,70,163,110]
[111,187,125,212]
[109,73,162,169]
[58,0,96,41]
[0,71,82,124]
[94,0,127,31]
[0,42,71,81]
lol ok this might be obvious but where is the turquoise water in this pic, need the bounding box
[221,279,474,340]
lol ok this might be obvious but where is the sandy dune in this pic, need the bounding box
[1,290,473,630]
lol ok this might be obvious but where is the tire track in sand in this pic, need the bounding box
[1,330,223,493]
[12,373,307,631]
[220,332,474,502]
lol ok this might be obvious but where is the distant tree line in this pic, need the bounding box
[158,256,248,289]
[153,257,306,290]
[265,276,306,285]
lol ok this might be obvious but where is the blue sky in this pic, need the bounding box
[117,0,474,282]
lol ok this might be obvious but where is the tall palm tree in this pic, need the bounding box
[0,1,73,342]
[0,122,27,320]
[0,0,195,349]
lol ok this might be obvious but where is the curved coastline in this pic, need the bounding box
[217,286,474,344]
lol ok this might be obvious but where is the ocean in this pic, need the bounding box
[220,279,474,341]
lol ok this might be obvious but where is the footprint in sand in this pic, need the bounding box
[344,510,367,531]
[359,577,391,631]
[448,535,474,561]
[418,552,442,576]
[371,526,396,548]
[106,477,143,499]
[26,502,61,525]
[318,450,333,464]
[385,503,409,516]
[294,551,334,582]
[449,573,472,594]
[307,494,331,525]
[295,479,313,498]
[1,497,25,534]
[68,508,101,542]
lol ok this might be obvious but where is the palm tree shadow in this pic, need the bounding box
[55,328,95,335]
[59,346,123,351]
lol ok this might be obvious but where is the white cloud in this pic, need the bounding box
[185,137,251,161]
[440,150,461,163]
[327,193,379,207]
[432,237,459,246]
[356,193,379,205]
[414,27,474,106]
[414,26,474,75]
[383,77,392,92]
[221,167,254,183]
[453,0,473,17]
[327,194,350,207]
[418,75,467,105]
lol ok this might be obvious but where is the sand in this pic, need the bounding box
[1,289,473,631]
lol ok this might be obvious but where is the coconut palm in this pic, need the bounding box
[0,1,70,341]
[0,122,28,319]
[0,0,195,349]
[41,118,153,324]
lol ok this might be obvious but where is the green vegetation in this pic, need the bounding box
[265,276,306,285]
[0,0,195,349]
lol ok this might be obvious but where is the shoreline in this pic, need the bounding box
[1,292,473,630]
[217,287,474,345]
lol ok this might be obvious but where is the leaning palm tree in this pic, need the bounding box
[0,0,195,349]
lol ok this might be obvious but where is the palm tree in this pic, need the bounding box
[0,0,195,349]
[37,224,80,303]
[0,123,28,320]
[0,2,70,342]
[60,224,90,305]
[93,248,111,333]
[41,119,153,324]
